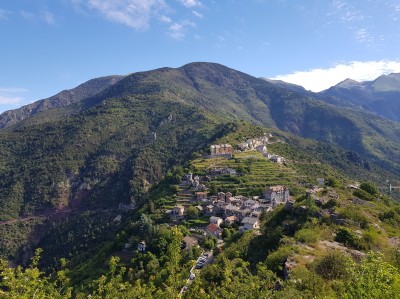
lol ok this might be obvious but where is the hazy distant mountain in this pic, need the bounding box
[320,73,400,122]
[0,75,125,129]
[262,78,310,94]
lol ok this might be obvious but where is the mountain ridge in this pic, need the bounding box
[320,72,400,121]
[0,75,126,129]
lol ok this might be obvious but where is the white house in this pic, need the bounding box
[240,217,260,232]
[210,216,223,227]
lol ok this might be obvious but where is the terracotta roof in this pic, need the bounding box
[206,223,222,234]
[225,216,237,222]
[268,185,285,192]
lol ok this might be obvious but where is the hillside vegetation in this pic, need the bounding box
[0,63,400,298]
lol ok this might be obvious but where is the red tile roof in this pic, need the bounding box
[206,223,222,234]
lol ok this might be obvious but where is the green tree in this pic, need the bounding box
[186,206,199,219]
[0,249,72,298]
[359,181,378,196]
[325,177,339,188]
[339,252,400,298]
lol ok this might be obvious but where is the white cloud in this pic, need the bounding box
[168,20,194,40]
[86,0,167,30]
[159,15,172,22]
[178,0,202,8]
[354,28,374,44]
[0,88,27,105]
[192,10,203,18]
[270,61,400,92]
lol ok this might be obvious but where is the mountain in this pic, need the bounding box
[262,78,310,94]
[320,73,400,122]
[0,75,125,129]
[1,62,400,265]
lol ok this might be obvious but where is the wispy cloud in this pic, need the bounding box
[330,0,364,22]
[20,10,35,20]
[159,15,172,23]
[20,10,56,25]
[86,0,168,30]
[270,60,400,92]
[327,0,373,44]
[178,0,202,8]
[0,88,27,105]
[192,10,203,18]
[354,28,374,44]
[168,19,195,40]
[0,8,10,20]
[43,11,55,25]
[71,0,203,38]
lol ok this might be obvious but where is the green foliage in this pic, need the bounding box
[325,177,340,188]
[312,250,351,280]
[265,246,293,275]
[0,249,72,298]
[186,206,199,219]
[202,235,218,250]
[294,228,319,245]
[359,181,378,195]
[335,227,366,250]
[338,252,400,299]
[379,207,400,226]
[282,266,334,298]
[353,189,374,201]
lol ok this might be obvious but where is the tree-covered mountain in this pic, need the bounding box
[0,62,399,268]
[320,73,400,122]
[1,63,400,297]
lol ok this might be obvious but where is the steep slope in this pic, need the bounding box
[9,63,400,174]
[0,75,125,129]
[1,62,400,262]
[0,95,225,261]
[321,73,400,122]
[86,62,400,173]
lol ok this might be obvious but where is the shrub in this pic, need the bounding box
[359,181,378,196]
[313,250,351,280]
[335,227,366,250]
[294,228,319,245]
[265,246,293,275]
[353,189,374,201]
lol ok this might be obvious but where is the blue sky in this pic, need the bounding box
[1,0,400,113]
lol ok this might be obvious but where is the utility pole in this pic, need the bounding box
[387,180,400,195]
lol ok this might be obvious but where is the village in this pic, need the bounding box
[166,133,290,240]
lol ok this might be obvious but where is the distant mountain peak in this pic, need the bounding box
[335,78,362,88]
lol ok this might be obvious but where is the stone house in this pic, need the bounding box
[240,217,260,232]
[172,205,185,217]
[224,215,238,226]
[263,186,290,205]
[206,223,223,239]
[209,216,223,227]
[210,144,233,156]
[196,192,208,200]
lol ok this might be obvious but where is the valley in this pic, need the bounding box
[0,63,399,298]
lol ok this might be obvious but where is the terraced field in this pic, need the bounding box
[191,151,303,196]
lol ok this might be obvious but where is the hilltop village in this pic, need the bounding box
[165,134,290,237]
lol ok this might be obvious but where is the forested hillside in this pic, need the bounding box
[0,63,400,298]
